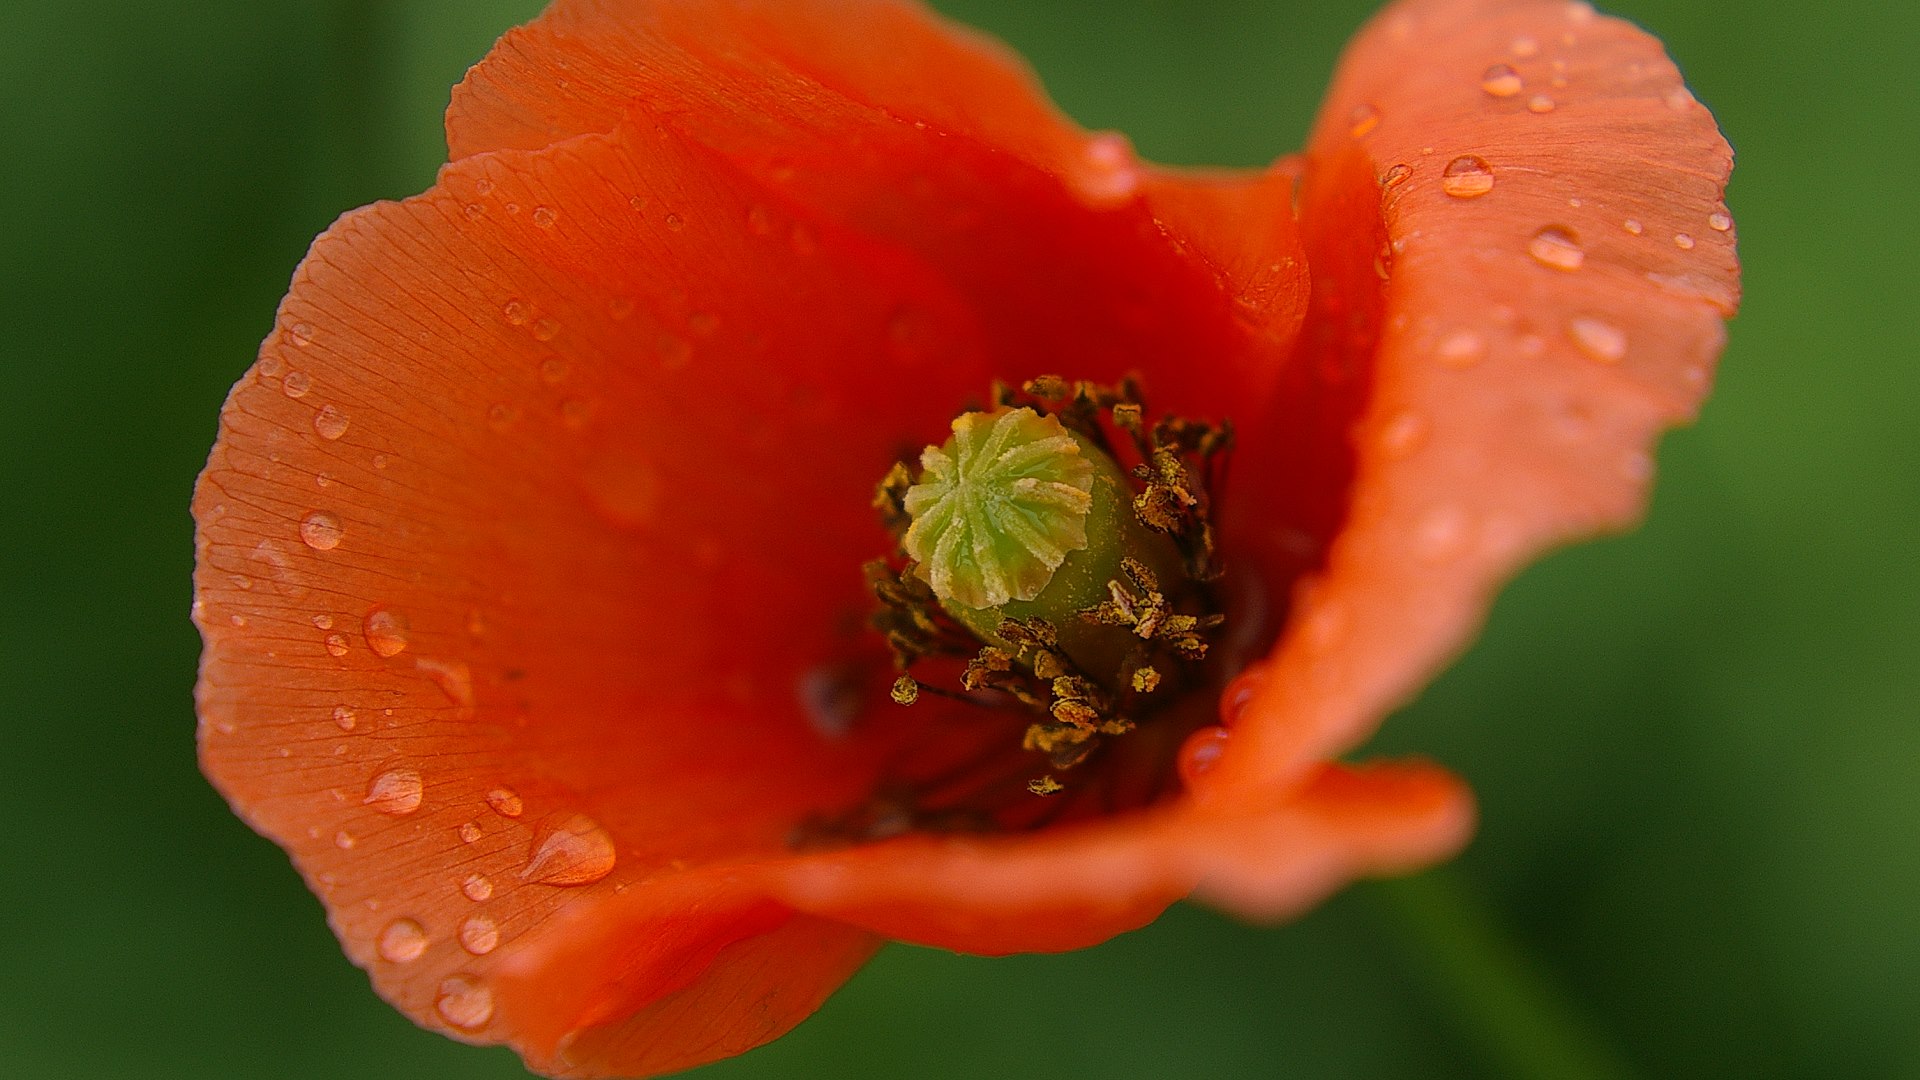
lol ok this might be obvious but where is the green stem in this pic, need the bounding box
[1369,868,1641,1080]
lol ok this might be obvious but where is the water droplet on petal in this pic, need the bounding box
[313,405,350,441]
[663,213,684,231]
[333,705,357,731]
[520,813,617,886]
[1441,155,1495,198]
[416,657,475,710]
[459,915,499,956]
[1527,94,1556,113]
[658,334,692,371]
[1177,726,1232,786]
[363,609,410,658]
[1708,210,1733,232]
[457,821,482,844]
[1510,36,1540,57]
[462,873,493,902]
[364,768,423,815]
[324,633,350,657]
[286,321,315,347]
[334,830,356,850]
[1219,664,1269,726]
[300,511,343,551]
[1413,506,1470,561]
[1379,411,1429,458]
[1569,316,1628,362]
[487,787,524,818]
[503,299,530,326]
[312,613,334,630]
[282,371,312,399]
[1075,131,1142,205]
[1674,232,1696,250]
[531,205,556,228]
[1436,329,1488,368]
[1529,226,1586,271]
[1348,103,1381,137]
[436,975,494,1030]
[1623,218,1644,235]
[377,918,427,963]
[532,318,560,343]
[1481,64,1523,97]
[1382,163,1412,187]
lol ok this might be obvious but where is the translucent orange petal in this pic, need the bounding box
[1216,0,1739,794]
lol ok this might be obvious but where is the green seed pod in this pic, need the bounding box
[902,407,1183,679]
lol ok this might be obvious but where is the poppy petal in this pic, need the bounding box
[1216,0,1739,794]
[772,758,1473,953]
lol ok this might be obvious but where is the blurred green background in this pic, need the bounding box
[2,0,1913,1077]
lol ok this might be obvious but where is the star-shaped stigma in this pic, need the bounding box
[902,408,1096,610]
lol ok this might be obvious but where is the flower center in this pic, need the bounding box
[847,376,1232,829]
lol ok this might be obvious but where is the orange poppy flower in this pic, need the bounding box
[193,0,1737,1075]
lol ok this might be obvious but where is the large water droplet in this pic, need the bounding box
[436,975,494,1030]
[1219,664,1270,726]
[1481,63,1523,97]
[313,405,350,441]
[1528,226,1586,271]
[1177,726,1231,787]
[300,511,343,551]
[462,873,494,902]
[1441,155,1495,198]
[377,918,428,963]
[459,915,500,956]
[363,609,410,658]
[364,768,424,815]
[520,813,617,886]
[1568,316,1628,362]
[487,787,524,818]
